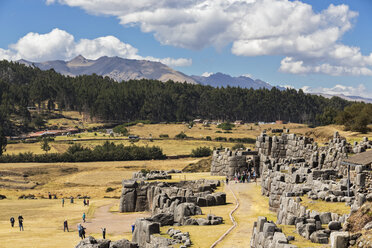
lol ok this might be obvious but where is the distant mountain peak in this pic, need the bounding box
[191,72,284,90]
[18,55,196,84]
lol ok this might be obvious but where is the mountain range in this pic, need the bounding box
[19,55,197,84]
[17,55,370,103]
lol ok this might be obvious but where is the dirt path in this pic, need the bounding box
[82,201,150,236]
[217,182,260,248]
[210,184,240,248]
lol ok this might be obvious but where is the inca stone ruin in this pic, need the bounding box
[75,132,372,248]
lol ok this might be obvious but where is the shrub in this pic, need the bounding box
[215,137,227,142]
[113,124,129,135]
[191,146,212,157]
[106,187,115,192]
[175,132,187,139]
[159,134,169,138]
[217,122,235,130]
[232,143,246,150]
[215,130,222,133]
[205,136,212,141]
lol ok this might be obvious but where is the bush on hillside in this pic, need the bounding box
[217,122,235,130]
[191,146,212,157]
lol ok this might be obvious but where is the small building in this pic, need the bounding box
[343,150,372,168]
[234,120,244,125]
[341,150,372,190]
[275,120,287,125]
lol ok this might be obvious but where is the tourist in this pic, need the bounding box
[70,196,74,204]
[62,198,64,207]
[225,176,229,185]
[87,199,89,206]
[131,224,135,233]
[77,223,82,238]
[10,216,15,227]
[18,214,24,231]
[83,199,86,206]
[48,192,52,199]
[82,212,86,223]
[101,227,106,239]
[64,220,69,232]
[81,225,86,239]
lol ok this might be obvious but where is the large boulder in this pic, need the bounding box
[74,237,137,248]
[330,232,349,248]
[151,213,174,226]
[174,203,202,225]
[132,219,160,247]
[320,212,332,224]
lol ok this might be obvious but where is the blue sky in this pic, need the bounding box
[0,0,371,97]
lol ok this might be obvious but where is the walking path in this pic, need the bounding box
[210,183,240,248]
[216,181,265,248]
[83,202,150,235]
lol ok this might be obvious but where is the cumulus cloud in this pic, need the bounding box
[0,28,191,67]
[302,84,372,98]
[46,0,372,76]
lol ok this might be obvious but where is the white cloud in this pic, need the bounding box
[241,73,252,78]
[201,72,213,77]
[302,84,372,98]
[47,0,372,76]
[0,28,191,67]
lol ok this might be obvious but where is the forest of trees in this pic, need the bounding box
[0,60,369,137]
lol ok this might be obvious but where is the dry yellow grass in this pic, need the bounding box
[5,139,250,156]
[300,195,351,216]
[0,198,111,248]
[0,158,200,199]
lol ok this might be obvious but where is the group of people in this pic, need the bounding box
[232,169,257,184]
[10,215,24,231]
[83,199,89,206]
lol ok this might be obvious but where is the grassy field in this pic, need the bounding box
[4,139,248,156]
[0,158,200,198]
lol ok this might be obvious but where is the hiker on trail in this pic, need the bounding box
[48,192,52,199]
[81,226,86,239]
[83,199,86,206]
[87,199,89,206]
[131,224,135,233]
[62,198,64,207]
[82,212,86,223]
[70,196,74,204]
[225,176,229,185]
[101,227,106,239]
[63,220,69,232]
[10,217,15,227]
[77,223,82,238]
[18,215,24,231]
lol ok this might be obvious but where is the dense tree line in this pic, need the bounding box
[0,60,358,136]
[0,141,165,163]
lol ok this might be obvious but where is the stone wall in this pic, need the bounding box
[211,148,259,179]
[250,216,297,248]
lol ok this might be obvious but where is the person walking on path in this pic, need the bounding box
[77,223,82,238]
[10,217,15,227]
[225,176,229,185]
[18,215,24,231]
[83,199,86,206]
[87,199,89,206]
[70,196,74,204]
[62,198,64,207]
[82,212,86,223]
[63,220,69,232]
[48,192,52,199]
[101,227,106,239]
[81,225,86,239]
